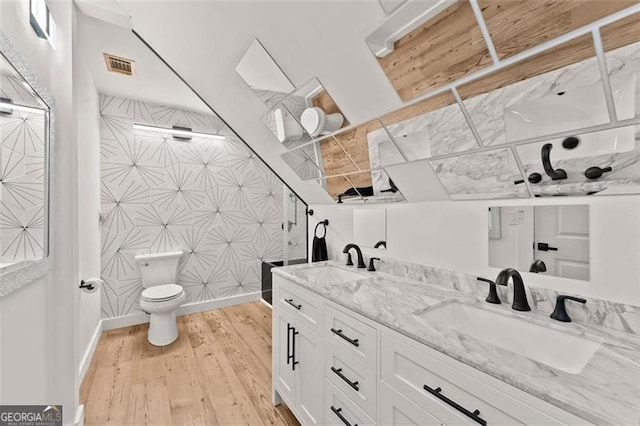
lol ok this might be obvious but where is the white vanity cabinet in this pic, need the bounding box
[272,274,591,426]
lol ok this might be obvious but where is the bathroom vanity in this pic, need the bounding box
[271,262,640,426]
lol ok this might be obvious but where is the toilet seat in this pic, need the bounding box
[141,284,184,302]
[301,107,326,137]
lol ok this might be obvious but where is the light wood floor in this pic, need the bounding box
[80,302,300,425]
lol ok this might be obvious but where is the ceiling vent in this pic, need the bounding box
[103,53,135,76]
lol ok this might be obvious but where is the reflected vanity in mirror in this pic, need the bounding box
[0,29,52,289]
[488,205,589,281]
[235,38,295,109]
[353,208,387,249]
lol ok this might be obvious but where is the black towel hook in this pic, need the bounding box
[314,219,329,238]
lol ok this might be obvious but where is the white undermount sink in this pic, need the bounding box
[296,265,369,285]
[414,302,603,374]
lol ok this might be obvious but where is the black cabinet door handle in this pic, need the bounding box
[330,328,359,347]
[286,323,293,365]
[541,143,567,181]
[291,327,299,371]
[331,367,359,391]
[423,385,486,426]
[537,242,558,252]
[331,406,357,426]
[285,298,302,310]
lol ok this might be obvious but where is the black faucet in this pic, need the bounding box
[342,244,366,268]
[495,268,531,311]
[477,277,501,304]
[367,257,380,272]
[529,259,547,273]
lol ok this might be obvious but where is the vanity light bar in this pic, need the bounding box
[132,124,226,140]
[0,101,46,115]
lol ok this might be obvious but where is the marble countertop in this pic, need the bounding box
[272,261,640,425]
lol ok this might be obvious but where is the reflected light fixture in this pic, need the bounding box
[133,124,226,140]
[0,98,46,115]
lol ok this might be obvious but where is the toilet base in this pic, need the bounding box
[147,310,179,346]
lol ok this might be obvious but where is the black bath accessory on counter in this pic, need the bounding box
[514,172,543,185]
[584,166,612,180]
[312,220,329,262]
[343,243,366,268]
[496,268,531,311]
[367,257,380,272]
[476,277,501,304]
[550,295,587,322]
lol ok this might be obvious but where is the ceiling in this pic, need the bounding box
[76,11,211,114]
[84,0,408,204]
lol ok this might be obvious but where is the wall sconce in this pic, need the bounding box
[30,0,57,49]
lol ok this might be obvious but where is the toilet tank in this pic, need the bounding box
[135,251,183,288]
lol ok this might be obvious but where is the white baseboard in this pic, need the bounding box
[73,404,84,426]
[260,298,272,309]
[102,291,262,331]
[79,320,103,382]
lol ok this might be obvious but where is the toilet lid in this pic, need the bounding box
[301,107,326,137]
[142,284,184,302]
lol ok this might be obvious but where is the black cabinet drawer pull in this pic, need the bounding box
[284,298,302,310]
[331,406,357,426]
[331,367,359,392]
[286,323,293,365]
[291,328,299,371]
[423,384,486,426]
[330,328,359,347]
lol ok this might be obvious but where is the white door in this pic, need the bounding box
[534,205,589,280]
[379,381,443,425]
[274,311,296,404]
[295,324,324,426]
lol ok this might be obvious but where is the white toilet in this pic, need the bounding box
[135,250,186,346]
[274,107,303,143]
[300,107,344,137]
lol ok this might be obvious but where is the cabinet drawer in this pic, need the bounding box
[325,303,377,373]
[326,343,377,419]
[379,380,442,425]
[275,277,323,335]
[382,332,583,426]
[325,379,375,426]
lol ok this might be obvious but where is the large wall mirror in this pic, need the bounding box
[488,205,590,281]
[0,30,52,290]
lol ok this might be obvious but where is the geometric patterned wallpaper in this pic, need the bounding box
[99,94,305,318]
[0,74,46,267]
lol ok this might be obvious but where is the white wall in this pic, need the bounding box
[310,195,640,306]
[0,2,80,424]
[74,41,102,379]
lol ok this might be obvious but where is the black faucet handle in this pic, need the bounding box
[345,252,353,266]
[550,295,586,322]
[477,277,501,304]
[367,257,380,272]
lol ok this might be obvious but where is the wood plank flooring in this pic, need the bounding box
[80,302,300,426]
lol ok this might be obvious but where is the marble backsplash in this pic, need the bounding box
[375,256,640,335]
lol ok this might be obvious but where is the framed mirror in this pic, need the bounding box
[235,39,295,109]
[353,208,387,249]
[488,205,590,281]
[0,29,52,290]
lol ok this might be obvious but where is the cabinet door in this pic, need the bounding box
[295,325,324,426]
[274,311,296,404]
[379,381,443,425]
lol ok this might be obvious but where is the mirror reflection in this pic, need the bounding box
[235,39,295,109]
[488,205,590,281]
[353,208,387,249]
[0,49,50,271]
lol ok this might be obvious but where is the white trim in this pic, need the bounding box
[78,320,103,383]
[260,298,273,310]
[593,28,618,123]
[101,292,262,331]
[73,404,84,426]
